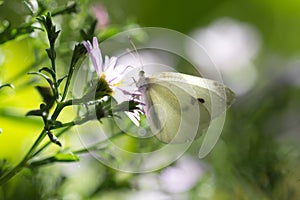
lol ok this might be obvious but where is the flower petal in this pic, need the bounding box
[92,37,99,49]
[108,56,118,69]
[83,40,92,52]
[83,37,103,76]
[105,56,117,75]
[104,55,110,72]
[126,111,141,126]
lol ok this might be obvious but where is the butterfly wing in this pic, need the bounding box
[150,72,235,118]
[144,72,235,143]
[145,78,211,143]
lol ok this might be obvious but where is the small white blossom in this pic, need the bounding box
[83,37,142,124]
[83,37,128,90]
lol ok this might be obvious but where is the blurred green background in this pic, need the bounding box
[0,0,300,199]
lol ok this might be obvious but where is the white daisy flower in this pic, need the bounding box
[83,37,142,124]
[83,37,127,91]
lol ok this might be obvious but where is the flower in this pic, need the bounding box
[83,37,126,92]
[83,37,142,124]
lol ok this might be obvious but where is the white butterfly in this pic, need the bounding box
[136,71,235,143]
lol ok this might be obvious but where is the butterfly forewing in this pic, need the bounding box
[150,72,235,119]
[146,79,211,143]
[138,71,235,144]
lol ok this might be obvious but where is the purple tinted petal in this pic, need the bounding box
[92,37,99,49]
[116,87,134,96]
[93,37,103,73]
[108,64,130,83]
[109,73,125,84]
[83,40,92,53]
[108,76,118,84]
[84,37,103,76]
[90,48,103,75]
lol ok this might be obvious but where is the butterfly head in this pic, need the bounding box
[139,70,145,78]
[136,70,149,90]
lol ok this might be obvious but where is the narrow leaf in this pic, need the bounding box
[39,67,56,80]
[0,84,14,90]
[54,152,80,162]
[46,131,62,147]
[57,75,68,86]
[28,72,55,92]
[26,109,44,117]
[35,86,54,106]
[29,152,79,167]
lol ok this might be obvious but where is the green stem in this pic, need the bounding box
[0,130,47,185]
[51,97,93,121]
[61,76,72,101]
[30,99,89,157]
[52,3,78,16]
[50,116,93,131]
[51,102,67,120]
[52,121,75,130]
[50,47,56,74]
[0,98,71,185]
[23,130,47,160]
[0,162,25,185]
[62,55,78,101]
[61,44,86,101]
[0,81,99,185]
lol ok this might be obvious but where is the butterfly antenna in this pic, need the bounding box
[128,36,144,71]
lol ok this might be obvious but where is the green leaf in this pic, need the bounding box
[23,0,38,14]
[39,67,56,80]
[57,75,68,86]
[29,152,80,167]
[28,72,57,99]
[52,2,78,16]
[26,109,44,117]
[28,72,54,90]
[37,13,60,47]
[46,48,56,60]
[0,84,14,90]
[70,43,87,68]
[46,131,61,147]
[80,19,97,41]
[0,22,35,44]
[54,152,80,162]
[35,86,54,106]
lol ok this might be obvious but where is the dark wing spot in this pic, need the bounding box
[191,97,205,105]
[197,98,205,103]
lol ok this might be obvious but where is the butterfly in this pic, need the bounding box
[136,70,235,143]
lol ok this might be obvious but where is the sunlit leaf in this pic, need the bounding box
[54,152,80,162]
